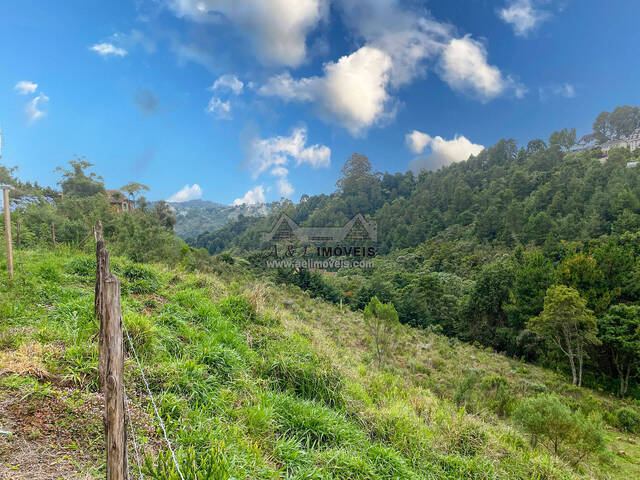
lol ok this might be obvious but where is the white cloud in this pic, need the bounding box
[260,46,394,136]
[439,35,517,101]
[277,179,294,197]
[260,1,519,135]
[405,130,432,154]
[270,166,289,177]
[243,127,329,200]
[233,185,265,205]
[206,97,232,119]
[210,74,244,95]
[499,0,550,37]
[409,133,484,172]
[167,0,328,67]
[90,42,128,57]
[247,127,330,178]
[337,0,451,88]
[168,184,203,202]
[14,81,38,95]
[25,93,49,124]
[539,82,576,101]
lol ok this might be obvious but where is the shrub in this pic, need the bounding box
[513,393,606,461]
[615,407,640,433]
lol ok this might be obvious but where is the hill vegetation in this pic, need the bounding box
[1,247,639,479]
[168,200,270,241]
[189,107,640,399]
[1,106,640,478]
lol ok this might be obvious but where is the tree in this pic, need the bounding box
[120,182,150,203]
[599,304,640,397]
[526,139,547,155]
[593,106,640,140]
[56,157,105,197]
[593,111,612,142]
[528,286,600,387]
[363,296,400,368]
[152,201,177,231]
[609,105,640,138]
[513,393,606,462]
[549,128,576,152]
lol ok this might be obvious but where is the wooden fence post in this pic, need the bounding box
[51,222,56,247]
[95,221,108,393]
[95,221,127,479]
[1,186,14,278]
[103,273,127,480]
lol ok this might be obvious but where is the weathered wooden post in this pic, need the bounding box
[1,185,14,278]
[103,272,127,480]
[51,222,56,247]
[95,221,127,479]
[95,221,108,393]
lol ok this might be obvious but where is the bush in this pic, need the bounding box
[615,407,640,433]
[513,393,606,461]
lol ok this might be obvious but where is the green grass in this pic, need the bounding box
[1,246,639,479]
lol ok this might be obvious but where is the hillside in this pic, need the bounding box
[186,123,640,399]
[168,200,270,240]
[1,247,639,479]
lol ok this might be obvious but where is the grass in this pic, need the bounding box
[0,246,639,479]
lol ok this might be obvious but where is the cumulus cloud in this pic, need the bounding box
[206,97,232,119]
[167,0,328,67]
[405,130,432,154]
[168,184,203,202]
[337,0,450,88]
[90,42,128,57]
[499,0,550,37]
[14,81,38,95]
[233,185,266,205]
[242,127,330,200]
[210,74,244,95]
[25,93,49,124]
[247,127,330,178]
[439,36,509,101]
[409,133,484,172]
[260,1,519,135]
[260,46,394,136]
[539,82,576,101]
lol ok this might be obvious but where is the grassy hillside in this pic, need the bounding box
[1,247,639,479]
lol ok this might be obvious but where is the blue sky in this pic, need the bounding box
[1,0,639,205]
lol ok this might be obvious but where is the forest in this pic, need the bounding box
[188,106,640,399]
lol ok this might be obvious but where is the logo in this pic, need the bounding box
[260,213,377,270]
[262,213,377,243]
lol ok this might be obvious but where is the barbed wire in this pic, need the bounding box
[122,320,186,480]
[124,381,144,480]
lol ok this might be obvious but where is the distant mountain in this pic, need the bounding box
[168,200,270,239]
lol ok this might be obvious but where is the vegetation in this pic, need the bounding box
[1,247,640,479]
[363,296,400,368]
[188,106,640,399]
[2,105,640,478]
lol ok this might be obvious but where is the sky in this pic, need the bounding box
[1,0,639,205]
